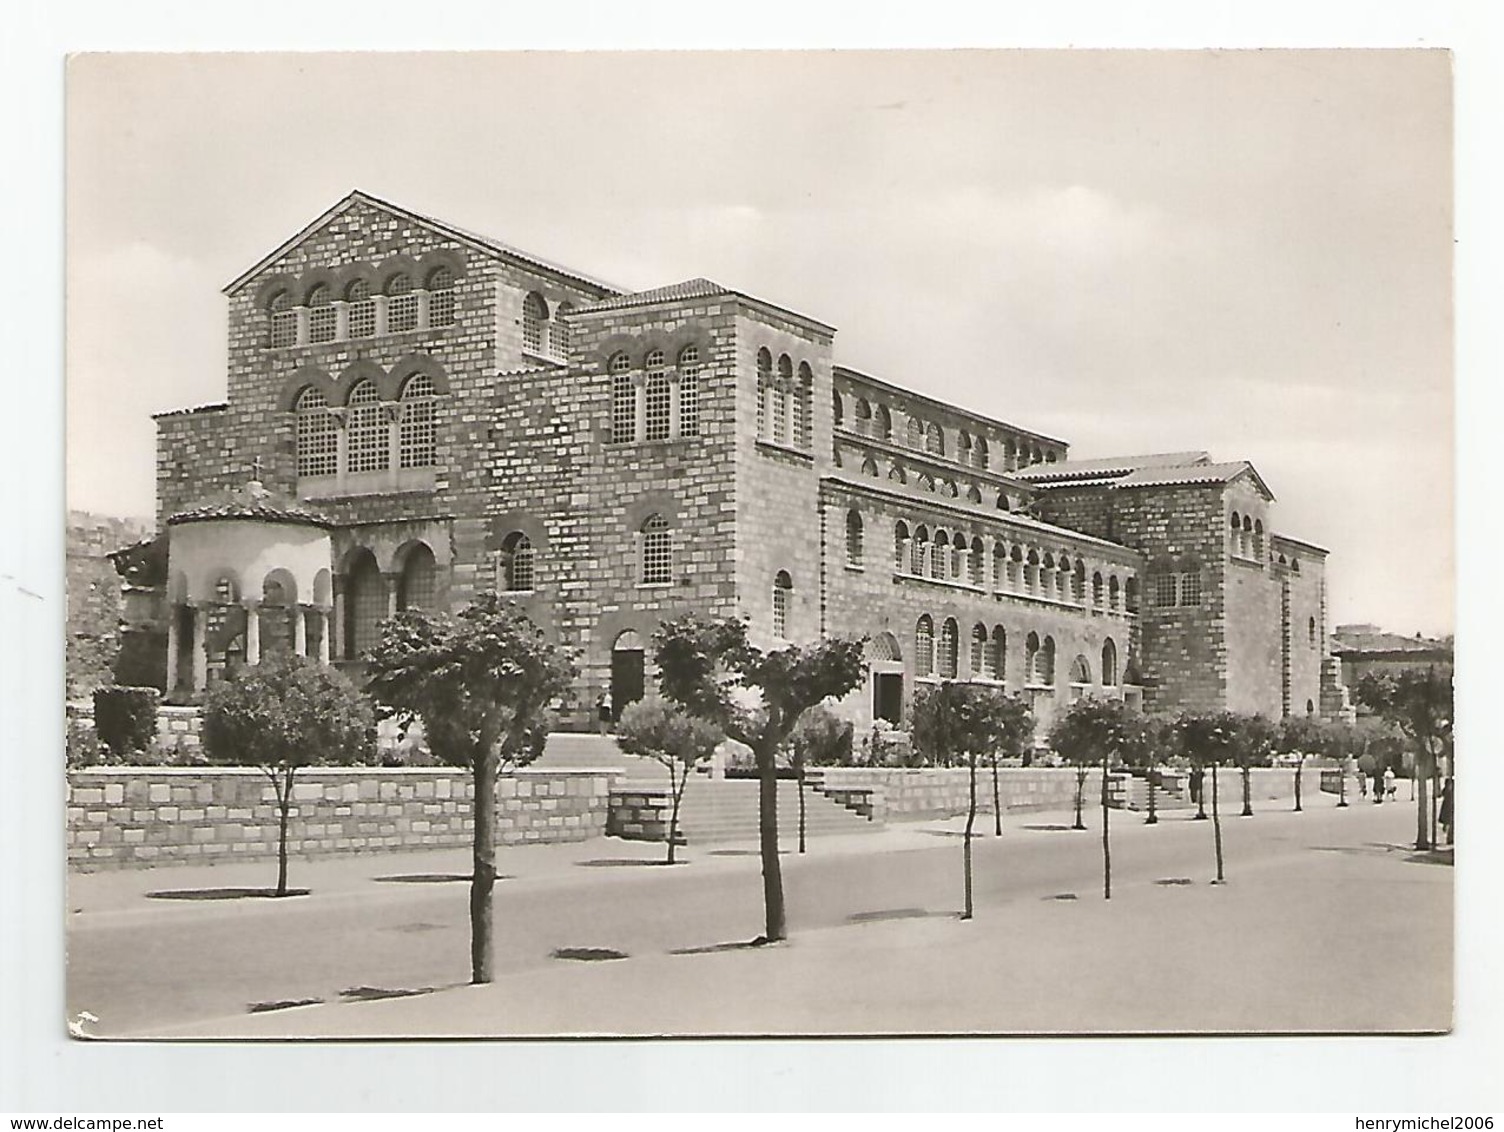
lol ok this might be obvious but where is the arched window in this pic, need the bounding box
[925,422,945,456]
[974,436,989,470]
[1025,632,1040,684]
[427,266,456,328]
[966,484,983,504]
[854,397,872,436]
[268,289,296,348]
[911,525,930,576]
[345,278,375,339]
[641,514,672,585]
[957,431,972,466]
[989,626,1006,681]
[346,380,388,473]
[861,457,879,477]
[756,348,773,439]
[1092,571,1104,608]
[906,416,924,448]
[610,352,635,443]
[772,571,793,639]
[1125,576,1139,613]
[386,273,418,333]
[888,464,906,484]
[915,615,935,677]
[832,388,844,428]
[397,544,437,612]
[997,492,1011,511]
[969,623,987,678]
[917,472,936,493]
[501,532,534,592]
[942,479,958,499]
[970,537,985,586]
[522,292,548,356]
[938,619,959,678]
[1039,636,1057,686]
[1004,437,1018,471]
[1291,557,1301,573]
[846,510,864,567]
[644,349,670,441]
[1253,518,1265,559]
[677,345,701,437]
[1070,655,1092,686]
[796,362,813,449]
[551,300,573,357]
[1073,560,1087,604]
[1109,575,1121,611]
[774,355,794,445]
[307,283,335,343]
[874,404,892,441]
[295,387,337,477]
[398,373,437,468]
[1101,639,1119,686]
[1045,451,1058,463]
[894,520,910,571]
[343,550,383,659]
[930,528,947,580]
[1309,616,1317,645]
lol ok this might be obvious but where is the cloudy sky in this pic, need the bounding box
[66,49,1453,634]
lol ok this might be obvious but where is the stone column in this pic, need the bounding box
[668,373,682,437]
[383,572,401,619]
[190,604,208,692]
[316,606,331,665]
[244,600,261,665]
[373,294,390,337]
[333,300,350,341]
[293,605,308,656]
[165,605,180,692]
[632,373,647,442]
[331,575,346,660]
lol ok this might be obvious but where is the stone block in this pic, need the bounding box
[103,783,124,805]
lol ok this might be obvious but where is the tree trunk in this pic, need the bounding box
[963,751,977,919]
[1211,762,1225,883]
[1293,756,1303,813]
[1338,757,1348,807]
[797,759,807,855]
[1414,761,1431,850]
[666,760,684,865]
[1430,760,1439,847]
[1073,768,1087,830]
[1145,770,1158,825]
[1101,754,1112,900]
[1194,767,1208,820]
[991,753,1002,837]
[757,737,786,942]
[470,742,499,984]
[1240,765,1253,817]
[274,767,293,897]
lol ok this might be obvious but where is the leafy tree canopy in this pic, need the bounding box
[1353,669,1453,758]
[202,652,374,771]
[911,682,1033,767]
[788,705,855,768]
[1050,695,1150,768]
[616,698,724,770]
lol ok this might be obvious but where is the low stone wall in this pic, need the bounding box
[811,767,1104,820]
[67,767,614,870]
[1198,766,1323,810]
[607,787,674,842]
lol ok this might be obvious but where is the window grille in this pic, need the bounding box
[915,616,934,677]
[1153,574,1178,608]
[346,279,375,338]
[641,515,672,585]
[346,381,389,473]
[549,302,573,358]
[907,417,923,447]
[502,532,534,592]
[307,285,335,343]
[346,556,384,657]
[398,548,437,611]
[970,623,987,677]
[522,292,547,356]
[772,571,793,638]
[398,374,437,468]
[797,362,813,449]
[989,626,1006,681]
[772,385,789,445]
[427,267,456,327]
[678,346,700,436]
[386,274,418,333]
[1179,572,1202,606]
[610,355,636,443]
[846,510,864,566]
[295,387,337,477]
[938,619,959,679]
[644,351,670,441]
[1102,639,1119,686]
[926,423,945,456]
[268,291,296,348]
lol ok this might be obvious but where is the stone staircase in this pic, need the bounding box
[672,776,883,845]
[1116,770,1195,812]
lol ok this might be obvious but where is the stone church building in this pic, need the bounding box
[137,190,1350,735]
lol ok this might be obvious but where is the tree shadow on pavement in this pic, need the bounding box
[247,997,323,1013]
[1313,842,1453,866]
[148,887,310,901]
[339,985,443,1002]
[372,873,490,884]
[1020,824,1076,832]
[668,937,780,955]
[575,859,685,868]
[552,947,630,962]
[847,907,937,924]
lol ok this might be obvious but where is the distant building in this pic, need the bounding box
[65,512,154,699]
[1330,624,1454,690]
[103,190,1352,732]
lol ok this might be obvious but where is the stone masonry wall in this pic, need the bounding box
[67,767,614,870]
[814,767,1105,819]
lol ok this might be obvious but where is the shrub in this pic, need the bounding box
[92,686,160,761]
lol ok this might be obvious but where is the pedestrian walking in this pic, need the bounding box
[1384,767,1396,801]
[1438,777,1454,843]
[1358,770,1368,798]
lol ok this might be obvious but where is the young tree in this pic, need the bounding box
[1050,696,1150,900]
[1173,712,1242,883]
[1275,714,1327,813]
[1123,715,1175,825]
[201,652,374,897]
[984,694,1034,836]
[788,705,854,853]
[1353,667,1453,850]
[1233,713,1278,817]
[616,699,724,864]
[365,593,575,984]
[911,682,1032,918]
[652,615,866,942]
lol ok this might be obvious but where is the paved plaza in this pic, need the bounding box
[66,793,1450,1039]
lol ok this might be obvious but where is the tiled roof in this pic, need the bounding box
[1331,630,1453,656]
[168,481,333,528]
[1116,460,1260,489]
[575,277,728,313]
[1013,452,1210,481]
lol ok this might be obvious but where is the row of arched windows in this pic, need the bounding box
[267,267,457,348]
[833,389,1062,471]
[845,453,1025,511]
[609,346,702,443]
[1229,511,1266,561]
[909,618,1121,690]
[295,374,437,478]
[878,515,1138,612]
[521,292,574,361]
[342,544,438,658]
[756,348,814,451]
